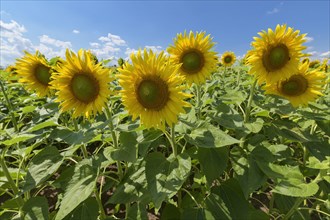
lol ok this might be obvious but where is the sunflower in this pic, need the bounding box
[246,24,307,84]
[167,31,218,85]
[51,49,112,118]
[118,49,191,130]
[15,51,53,97]
[221,51,236,67]
[309,60,320,69]
[263,62,326,107]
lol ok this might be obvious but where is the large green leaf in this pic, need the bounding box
[181,208,215,220]
[272,180,319,197]
[197,147,228,184]
[108,159,149,204]
[186,124,240,148]
[1,134,37,146]
[23,146,64,192]
[205,179,268,220]
[145,152,191,209]
[28,119,58,132]
[107,131,138,162]
[22,196,49,220]
[55,163,97,220]
[126,202,148,220]
[230,147,267,198]
[62,197,99,220]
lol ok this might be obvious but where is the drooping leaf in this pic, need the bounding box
[126,202,148,220]
[197,147,228,184]
[186,124,240,148]
[145,152,191,209]
[23,146,64,192]
[62,197,99,220]
[22,197,49,220]
[55,163,97,220]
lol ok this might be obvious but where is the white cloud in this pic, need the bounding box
[0,20,73,67]
[98,33,126,46]
[305,36,314,43]
[72,29,80,34]
[320,51,330,58]
[267,8,279,15]
[308,51,318,56]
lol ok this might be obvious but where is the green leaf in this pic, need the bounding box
[1,134,37,146]
[55,163,97,220]
[244,118,264,133]
[23,146,63,192]
[126,202,148,220]
[197,147,228,184]
[304,141,329,161]
[161,203,181,220]
[145,152,191,209]
[21,106,36,114]
[272,179,319,197]
[28,120,58,132]
[186,124,240,148]
[22,197,49,220]
[108,131,137,162]
[316,120,330,135]
[62,197,99,220]
[49,127,96,145]
[230,147,267,198]
[181,208,215,220]
[109,159,149,204]
[306,156,330,170]
[205,179,268,220]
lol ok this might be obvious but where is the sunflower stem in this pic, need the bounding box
[244,79,257,123]
[0,149,24,207]
[170,124,177,157]
[94,189,106,220]
[0,80,18,132]
[105,105,123,179]
[196,84,202,120]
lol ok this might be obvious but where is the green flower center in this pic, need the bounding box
[280,74,308,96]
[136,77,169,110]
[180,50,204,74]
[35,64,51,85]
[262,44,290,72]
[224,56,232,64]
[71,74,100,103]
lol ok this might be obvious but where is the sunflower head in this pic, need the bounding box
[118,49,191,130]
[264,62,326,107]
[50,49,113,118]
[309,60,320,69]
[302,58,310,64]
[221,51,236,67]
[15,51,53,97]
[246,24,307,85]
[167,31,218,85]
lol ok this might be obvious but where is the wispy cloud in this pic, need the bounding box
[320,51,330,58]
[267,8,279,15]
[72,29,80,34]
[305,36,314,43]
[0,19,73,67]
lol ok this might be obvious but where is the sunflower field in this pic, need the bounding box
[0,26,329,220]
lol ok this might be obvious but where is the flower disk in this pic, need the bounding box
[167,31,218,85]
[264,62,326,107]
[118,49,191,129]
[221,51,236,67]
[15,51,52,97]
[246,24,307,84]
[51,49,112,118]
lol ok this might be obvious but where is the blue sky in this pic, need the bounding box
[1,1,329,67]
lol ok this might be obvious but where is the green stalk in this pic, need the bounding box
[0,151,24,207]
[244,79,257,123]
[105,105,123,179]
[170,124,177,157]
[196,84,202,120]
[283,197,304,220]
[94,189,106,220]
[72,117,88,158]
[0,80,18,132]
